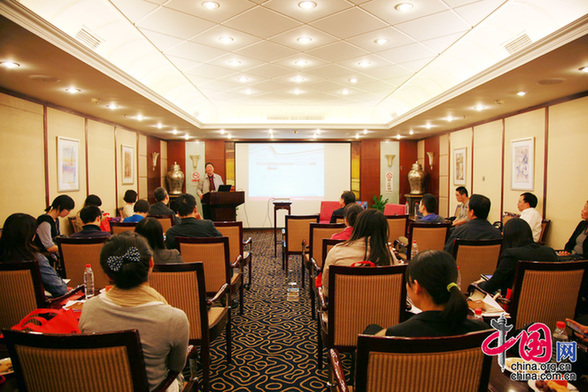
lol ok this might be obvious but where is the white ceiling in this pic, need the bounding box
[0,0,587,140]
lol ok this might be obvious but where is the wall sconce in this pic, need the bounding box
[426,152,434,171]
[385,154,396,168]
[189,154,200,170]
[151,152,160,171]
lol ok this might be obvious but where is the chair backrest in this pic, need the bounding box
[385,215,408,244]
[177,236,231,295]
[354,330,493,392]
[453,239,503,294]
[328,265,407,349]
[539,219,550,245]
[285,214,320,254]
[0,261,47,329]
[3,329,150,392]
[383,203,406,216]
[502,211,519,225]
[406,222,451,259]
[68,216,79,233]
[309,223,345,268]
[335,217,345,224]
[147,214,175,233]
[322,239,345,272]
[510,259,588,330]
[150,262,208,343]
[110,222,138,235]
[214,221,244,264]
[55,237,109,289]
[319,201,340,223]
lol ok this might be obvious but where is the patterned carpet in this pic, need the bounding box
[200,230,331,391]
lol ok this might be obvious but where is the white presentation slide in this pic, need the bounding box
[235,143,351,228]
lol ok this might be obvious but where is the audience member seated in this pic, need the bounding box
[331,203,363,241]
[35,195,75,256]
[70,206,111,239]
[416,193,445,223]
[364,250,488,337]
[559,200,588,259]
[565,317,588,377]
[123,199,150,223]
[135,217,183,264]
[444,194,502,254]
[451,186,470,227]
[74,194,103,232]
[79,232,189,391]
[165,193,222,250]
[330,191,356,223]
[149,187,181,225]
[517,192,542,243]
[122,189,137,218]
[0,213,67,297]
[322,209,398,297]
[474,218,557,296]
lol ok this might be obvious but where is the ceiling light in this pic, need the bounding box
[298,1,317,9]
[157,123,163,129]
[237,76,249,83]
[292,88,303,95]
[136,114,144,121]
[395,3,414,12]
[0,61,20,69]
[474,105,485,111]
[517,91,527,96]
[184,134,190,140]
[409,130,414,135]
[269,129,273,135]
[227,134,232,139]
[355,133,360,139]
[579,66,588,73]
[228,59,241,66]
[244,88,253,95]
[341,89,350,95]
[218,36,234,44]
[172,129,178,135]
[65,87,81,94]
[396,134,402,139]
[446,116,454,122]
[425,123,432,129]
[374,38,388,45]
[293,75,306,83]
[363,129,368,134]
[348,77,357,83]
[294,59,309,66]
[202,1,219,9]
[316,129,321,135]
[106,104,118,110]
[358,60,371,67]
[297,36,312,44]
[220,129,226,135]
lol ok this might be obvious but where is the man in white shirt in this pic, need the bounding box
[518,192,543,242]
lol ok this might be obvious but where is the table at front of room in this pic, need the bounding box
[273,201,292,256]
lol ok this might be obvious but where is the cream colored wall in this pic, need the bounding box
[438,134,449,217]
[417,140,425,167]
[47,108,86,235]
[0,93,45,224]
[138,134,148,198]
[449,127,472,216]
[160,140,167,188]
[116,128,139,205]
[546,96,588,248]
[472,120,503,223]
[503,109,545,216]
[87,120,116,217]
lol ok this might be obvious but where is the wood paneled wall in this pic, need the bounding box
[424,136,440,211]
[360,140,380,206]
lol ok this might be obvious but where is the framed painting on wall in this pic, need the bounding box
[57,137,79,192]
[453,147,466,185]
[122,145,134,185]
[511,137,534,190]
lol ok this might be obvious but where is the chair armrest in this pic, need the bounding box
[46,285,85,308]
[153,370,179,392]
[329,349,349,392]
[243,237,252,246]
[310,257,321,273]
[230,254,243,269]
[318,287,327,310]
[207,283,230,305]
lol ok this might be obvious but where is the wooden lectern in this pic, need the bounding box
[202,191,244,221]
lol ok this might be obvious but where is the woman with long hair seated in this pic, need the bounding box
[321,209,397,297]
[476,218,557,296]
[135,217,184,264]
[79,232,189,391]
[0,213,67,297]
[35,194,75,255]
[73,194,102,233]
[366,250,488,336]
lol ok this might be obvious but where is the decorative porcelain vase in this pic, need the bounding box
[166,162,185,195]
[408,161,426,194]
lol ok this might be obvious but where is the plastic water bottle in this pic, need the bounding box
[286,269,299,302]
[410,241,418,260]
[405,202,409,215]
[474,308,483,321]
[84,264,95,299]
[551,321,568,362]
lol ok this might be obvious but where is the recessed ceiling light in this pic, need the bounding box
[395,3,414,12]
[0,61,20,69]
[218,36,234,44]
[184,134,190,140]
[220,129,226,135]
[348,77,358,84]
[244,88,253,95]
[157,123,163,129]
[228,59,241,66]
[106,104,118,110]
[294,59,309,66]
[292,88,303,95]
[227,134,232,139]
[237,76,249,83]
[202,1,219,9]
[517,91,527,96]
[409,130,414,135]
[355,133,360,139]
[298,1,316,9]
[580,66,588,73]
[358,60,371,67]
[136,114,144,121]
[293,75,306,83]
[374,38,389,45]
[297,36,312,44]
[363,129,368,134]
[269,129,273,134]
[65,87,81,94]
[474,105,485,111]
[341,89,350,95]
[316,129,321,135]
[445,115,454,122]
[425,123,432,129]
[396,134,402,139]
[172,129,178,135]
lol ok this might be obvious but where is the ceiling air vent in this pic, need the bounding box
[75,26,103,50]
[503,34,532,55]
[266,113,325,121]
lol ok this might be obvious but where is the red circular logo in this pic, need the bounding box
[192,172,200,182]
